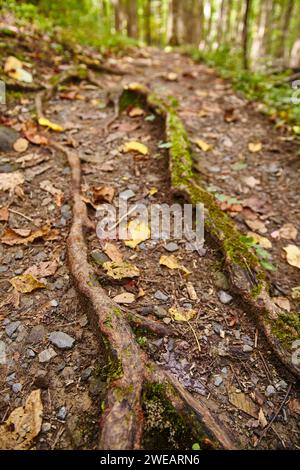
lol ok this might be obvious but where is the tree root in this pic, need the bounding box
[124,85,300,381]
[53,140,239,450]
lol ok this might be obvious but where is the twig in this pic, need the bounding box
[8,208,34,223]
[187,320,201,353]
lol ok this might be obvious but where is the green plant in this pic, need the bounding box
[240,235,275,271]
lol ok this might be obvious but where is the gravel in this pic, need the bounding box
[39,347,57,363]
[49,331,75,349]
[218,290,233,304]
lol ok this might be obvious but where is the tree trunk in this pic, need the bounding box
[170,0,180,45]
[144,0,152,44]
[126,0,138,39]
[277,0,294,61]
[242,0,252,69]
[217,0,226,46]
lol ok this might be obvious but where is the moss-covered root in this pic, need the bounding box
[119,86,300,380]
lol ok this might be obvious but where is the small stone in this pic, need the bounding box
[163,317,171,324]
[90,249,109,266]
[0,341,6,365]
[218,290,233,304]
[154,290,169,302]
[26,325,46,344]
[119,189,135,200]
[12,383,22,394]
[42,423,51,433]
[7,373,15,384]
[27,349,36,358]
[214,376,223,387]
[242,335,254,346]
[139,306,153,316]
[164,242,179,252]
[243,344,253,352]
[5,321,21,338]
[265,385,276,397]
[49,331,75,349]
[54,278,64,290]
[50,299,59,307]
[14,268,23,275]
[154,306,168,319]
[57,406,67,420]
[61,204,72,220]
[275,380,288,391]
[81,367,93,381]
[183,303,192,310]
[221,367,228,375]
[39,347,57,363]
[0,265,8,273]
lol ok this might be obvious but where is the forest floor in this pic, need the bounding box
[0,20,300,450]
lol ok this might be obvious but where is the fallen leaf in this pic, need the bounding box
[40,180,64,207]
[16,153,48,168]
[228,386,258,418]
[169,307,197,322]
[243,176,260,188]
[186,282,198,300]
[113,292,135,304]
[0,207,9,222]
[24,259,59,278]
[279,223,298,241]
[1,225,51,246]
[291,286,300,300]
[23,122,48,145]
[283,245,300,269]
[247,232,272,249]
[10,274,46,293]
[159,254,191,275]
[128,107,145,117]
[125,219,150,248]
[165,72,178,81]
[123,141,149,156]
[103,242,123,263]
[248,142,262,153]
[0,389,43,450]
[245,219,267,234]
[258,408,268,428]
[289,398,300,415]
[195,139,213,152]
[38,117,64,132]
[4,56,33,83]
[125,82,148,93]
[103,261,140,280]
[273,296,291,312]
[148,187,158,196]
[93,185,115,204]
[0,171,24,192]
[13,138,29,153]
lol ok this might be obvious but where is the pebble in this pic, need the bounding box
[154,306,168,319]
[90,250,109,266]
[34,251,48,262]
[164,242,179,252]
[39,347,57,363]
[26,325,47,344]
[12,383,22,394]
[54,278,65,290]
[154,290,169,302]
[119,189,135,200]
[139,306,153,316]
[0,341,6,365]
[14,249,24,260]
[5,321,21,338]
[182,303,192,310]
[0,265,8,273]
[214,376,223,387]
[163,317,171,324]
[265,385,276,397]
[7,373,15,383]
[14,268,23,275]
[243,344,253,352]
[81,367,93,382]
[50,299,59,307]
[218,290,233,304]
[49,331,75,349]
[42,423,51,433]
[26,349,36,358]
[57,406,67,420]
[61,204,72,220]
[275,380,288,391]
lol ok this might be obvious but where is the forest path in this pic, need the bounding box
[0,36,299,450]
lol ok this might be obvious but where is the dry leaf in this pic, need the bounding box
[0,171,24,192]
[113,292,135,304]
[40,180,64,207]
[279,223,298,241]
[247,232,272,249]
[195,139,213,152]
[125,219,150,248]
[10,274,47,293]
[186,282,198,300]
[273,296,291,312]
[24,259,58,278]
[159,255,191,275]
[93,185,115,204]
[13,138,29,153]
[103,242,123,263]
[289,398,300,415]
[258,408,268,428]
[0,389,43,450]
[103,261,140,280]
[0,207,9,222]
[4,56,33,83]
[38,117,64,132]
[243,176,260,188]
[148,187,158,196]
[123,141,149,156]
[125,82,148,93]
[1,225,51,246]
[245,219,267,234]
[169,307,197,322]
[248,142,262,153]
[128,107,145,117]
[23,122,48,145]
[228,386,258,418]
[283,245,300,269]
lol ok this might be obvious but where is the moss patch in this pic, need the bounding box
[271,312,300,347]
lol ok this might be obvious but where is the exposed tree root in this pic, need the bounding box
[125,85,300,381]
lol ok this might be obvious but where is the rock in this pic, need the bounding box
[154,306,168,319]
[7,373,15,383]
[164,242,179,252]
[214,375,223,387]
[275,380,288,391]
[26,349,36,358]
[221,367,228,375]
[163,317,171,324]
[61,366,75,381]
[0,126,19,152]
[119,189,135,200]
[5,321,21,338]
[0,340,6,365]
[49,331,75,349]
[12,383,22,393]
[243,344,253,352]
[214,272,230,290]
[50,299,59,307]
[218,290,233,304]
[154,290,169,302]
[265,385,276,397]
[139,305,153,316]
[90,249,109,266]
[182,303,192,310]
[26,325,46,344]
[61,204,72,220]
[42,423,51,433]
[39,347,57,363]
[57,406,67,420]
[81,367,93,382]
[242,335,254,346]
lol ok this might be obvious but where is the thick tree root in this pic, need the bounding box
[53,142,239,450]
[124,84,300,381]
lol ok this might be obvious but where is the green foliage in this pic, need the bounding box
[240,235,275,272]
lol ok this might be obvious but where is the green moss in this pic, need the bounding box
[270,312,300,347]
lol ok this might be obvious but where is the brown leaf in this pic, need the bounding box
[0,389,43,450]
[112,292,135,304]
[103,261,140,280]
[23,121,48,146]
[224,108,239,123]
[10,274,47,293]
[128,107,145,117]
[103,242,123,263]
[13,138,29,153]
[279,223,298,241]
[0,171,24,192]
[24,259,59,278]
[273,296,291,312]
[289,398,300,415]
[245,219,267,234]
[1,225,51,246]
[40,180,64,207]
[283,245,300,269]
[228,386,258,418]
[0,207,9,222]
[93,185,115,204]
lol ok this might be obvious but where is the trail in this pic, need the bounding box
[0,32,299,450]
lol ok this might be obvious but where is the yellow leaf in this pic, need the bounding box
[248,142,262,153]
[195,139,213,152]
[159,254,180,269]
[125,219,150,248]
[128,107,145,117]
[125,82,148,93]
[104,242,123,263]
[0,389,43,450]
[9,274,47,293]
[247,232,272,249]
[4,56,33,83]
[38,117,64,132]
[123,141,149,155]
[283,245,300,269]
[169,307,197,322]
[148,187,158,196]
[103,261,140,279]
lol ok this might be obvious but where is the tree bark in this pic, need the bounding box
[126,0,138,39]
[277,0,294,61]
[144,0,152,44]
[242,0,252,69]
[170,0,180,45]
